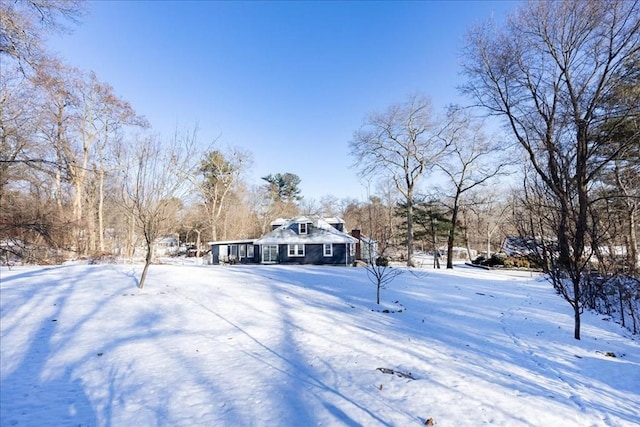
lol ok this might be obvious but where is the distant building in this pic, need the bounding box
[154,237,179,257]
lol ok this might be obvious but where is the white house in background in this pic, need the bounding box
[154,236,179,256]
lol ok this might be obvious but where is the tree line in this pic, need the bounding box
[1,0,638,336]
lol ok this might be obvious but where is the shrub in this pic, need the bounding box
[375,256,389,267]
[472,255,486,265]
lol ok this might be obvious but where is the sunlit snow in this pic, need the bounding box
[1,262,639,426]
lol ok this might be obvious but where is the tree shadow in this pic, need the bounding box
[2,264,638,425]
[1,265,144,425]
[1,268,98,426]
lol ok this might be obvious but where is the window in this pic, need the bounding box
[323,244,333,257]
[288,244,305,257]
[247,245,254,258]
[239,244,246,258]
[228,244,238,262]
[298,223,308,234]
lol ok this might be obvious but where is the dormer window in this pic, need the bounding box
[298,223,308,234]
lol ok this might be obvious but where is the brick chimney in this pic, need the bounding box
[351,229,361,260]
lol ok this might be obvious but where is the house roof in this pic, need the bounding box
[501,236,549,256]
[255,216,358,245]
[270,218,288,227]
[208,239,255,246]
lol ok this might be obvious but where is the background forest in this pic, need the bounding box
[1,0,638,338]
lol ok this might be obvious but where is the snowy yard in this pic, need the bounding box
[1,263,639,426]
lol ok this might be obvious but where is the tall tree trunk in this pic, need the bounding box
[462,210,473,262]
[446,201,460,269]
[406,187,414,267]
[86,190,97,253]
[628,206,638,273]
[128,212,135,259]
[98,167,105,252]
[486,226,491,259]
[194,229,201,258]
[54,106,67,238]
[569,122,590,341]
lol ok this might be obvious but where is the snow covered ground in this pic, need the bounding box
[1,262,639,426]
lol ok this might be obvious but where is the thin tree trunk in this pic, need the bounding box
[98,167,105,252]
[431,219,440,269]
[464,225,473,263]
[128,212,135,259]
[446,203,459,269]
[618,282,626,329]
[628,207,638,273]
[486,227,491,259]
[194,229,201,258]
[139,233,153,289]
[406,188,414,267]
[573,294,581,340]
[139,243,152,289]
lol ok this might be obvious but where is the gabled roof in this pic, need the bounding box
[255,216,358,245]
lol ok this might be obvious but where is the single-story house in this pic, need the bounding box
[501,236,554,257]
[153,236,179,256]
[209,216,361,265]
[210,239,258,264]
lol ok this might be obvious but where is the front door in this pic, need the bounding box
[262,245,278,263]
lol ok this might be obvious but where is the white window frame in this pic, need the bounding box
[288,244,305,257]
[247,245,254,258]
[298,223,308,234]
[323,243,333,257]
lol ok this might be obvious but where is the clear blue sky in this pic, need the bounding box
[47,0,518,202]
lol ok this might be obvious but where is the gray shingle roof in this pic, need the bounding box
[254,216,357,245]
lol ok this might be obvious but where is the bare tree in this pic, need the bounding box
[0,0,85,73]
[195,147,251,241]
[25,60,146,256]
[366,252,403,305]
[91,79,147,253]
[592,56,640,274]
[118,132,197,289]
[361,189,403,305]
[0,67,40,205]
[219,182,260,240]
[462,0,640,339]
[436,108,510,268]
[1,1,159,264]
[350,94,449,266]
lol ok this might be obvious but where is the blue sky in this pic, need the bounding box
[47,0,518,202]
